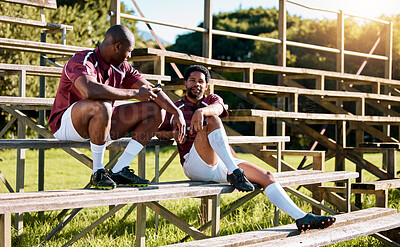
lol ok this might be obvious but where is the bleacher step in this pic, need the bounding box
[167,207,398,246]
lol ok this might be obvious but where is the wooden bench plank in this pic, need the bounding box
[0,38,90,56]
[132,48,400,88]
[247,213,400,247]
[0,170,357,214]
[0,136,289,149]
[165,207,398,247]
[0,15,73,30]
[0,64,172,81]
[352,179,400,190]
[227,109,400,124]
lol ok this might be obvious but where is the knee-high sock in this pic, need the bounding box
[264,183,307,220]
[208,128,238,174]
[112,140,144,173]
[90,142,106,174]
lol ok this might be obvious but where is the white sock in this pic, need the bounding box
[112,140,144,173]
[90,142,106,174]
[208,128,238,174]
[264,183,307,220]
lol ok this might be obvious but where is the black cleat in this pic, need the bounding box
[296,213,336,231]
[110,167,150,187]
[227,168,255,192]
[91,169,116,190]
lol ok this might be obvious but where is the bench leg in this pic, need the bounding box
[0,213,11,247]
[375,190,388,208]
[211,195,220,237]
[200,197,212,232]
[135,203,146,247]
[346,178,351,213]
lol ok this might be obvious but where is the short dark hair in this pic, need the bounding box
[184,65,211,84]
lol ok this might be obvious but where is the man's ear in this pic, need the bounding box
[184,80,187,88]
[114,41,122,52]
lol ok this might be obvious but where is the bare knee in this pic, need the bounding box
[205,115,223,130]
[265,171,276,183]
[91,100,112,121]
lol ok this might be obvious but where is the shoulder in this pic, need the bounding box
[206,94,224,102]
[175,98,185,107]
[68,50,95,66]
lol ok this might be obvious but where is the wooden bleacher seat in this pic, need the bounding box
[226,109,400,124]
[0,37,89,57]
[0,169,358,246]
[131,48,400,88]
[165,207,400,247]
[0,0,72,31]
[352,179,400,208]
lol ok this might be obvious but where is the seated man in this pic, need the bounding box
[49,25,186,190]
[156,65,335,231]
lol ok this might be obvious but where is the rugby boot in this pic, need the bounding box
[91,169,116,190]
[110,166,150,187]
[296,213,336,231]
[227,168,255,192]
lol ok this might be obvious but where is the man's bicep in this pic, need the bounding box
[73,75,97,97]
[127,77,150,89]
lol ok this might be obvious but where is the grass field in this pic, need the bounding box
[0,147,399,246]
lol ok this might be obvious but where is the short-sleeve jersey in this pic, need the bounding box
[49,47,143,134]
[158,94,228,165]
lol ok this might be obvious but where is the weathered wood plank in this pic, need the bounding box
[210,79,400,103]
[165,208,398,247]
[0,15,73,30]
[352,179,400,190]
[228,109,400,124]
[0,38,87,56]
[131,48,400,88]
[0,136,288,149]
[245,213,400,247]
[0,64,171,81]
[0,171,357,214]
[261,150,325,157]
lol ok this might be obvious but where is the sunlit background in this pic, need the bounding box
[121,0,400,44]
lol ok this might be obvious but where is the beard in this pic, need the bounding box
[187,87,203,100]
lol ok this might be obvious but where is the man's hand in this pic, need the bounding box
[172,111,186,144]
[190,109,205,135]
[135,85,161,101]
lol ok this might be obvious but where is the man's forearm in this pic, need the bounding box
[156,130,174,140]
[154,91,182,116]
[198,103,224,117]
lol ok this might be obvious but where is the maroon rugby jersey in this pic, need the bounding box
[159,95,228,165]
[49,47,143,134]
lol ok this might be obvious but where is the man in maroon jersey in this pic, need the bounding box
[49,25,186,190]
[156,65,335,231]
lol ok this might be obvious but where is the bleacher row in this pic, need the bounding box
[0,0,400,246]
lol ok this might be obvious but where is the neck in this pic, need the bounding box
[98,44,111,65]
[186,95,201,104]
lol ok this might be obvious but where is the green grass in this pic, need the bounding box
[0,148,399,246]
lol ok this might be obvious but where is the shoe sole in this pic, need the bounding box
[91,182,116,190]
[93,185,116,190]
[129,183,149,187]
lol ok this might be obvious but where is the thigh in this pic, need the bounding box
[70,99,112,139]
[193,127,219,165]
[54,103,89,141]
[110,101,160,140]
[183,145,227,182]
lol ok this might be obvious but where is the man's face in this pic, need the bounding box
[112,41,133,66]
[185,71,208,100]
